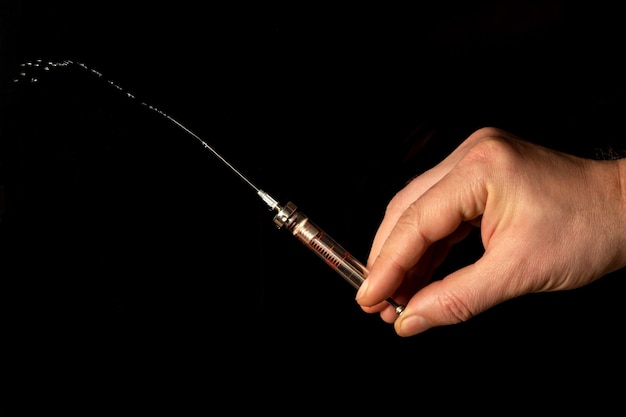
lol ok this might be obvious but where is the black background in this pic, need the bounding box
[2,1,626,413]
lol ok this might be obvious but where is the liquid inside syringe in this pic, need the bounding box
[263,193,406,315]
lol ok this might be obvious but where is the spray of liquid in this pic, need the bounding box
[14,60,232,171]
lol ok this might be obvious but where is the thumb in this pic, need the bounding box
[394,253,519,337]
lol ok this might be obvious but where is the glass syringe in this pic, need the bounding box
[258,190,405,316]
[168,114,406,316]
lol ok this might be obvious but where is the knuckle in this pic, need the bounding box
[437,291,475,324]
[460,132,521,173]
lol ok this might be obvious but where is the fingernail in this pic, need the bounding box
[356,279,369,301]
[398,314,429,336]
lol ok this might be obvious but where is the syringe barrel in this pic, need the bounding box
[273,201,366,289]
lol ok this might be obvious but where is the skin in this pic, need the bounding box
[356,127,626,337]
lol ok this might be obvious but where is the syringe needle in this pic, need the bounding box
[166,114,261,194]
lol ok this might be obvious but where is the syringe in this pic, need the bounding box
[258,190,406,316]
[168,108,406,315]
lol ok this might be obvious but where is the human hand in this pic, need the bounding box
[356,127,626,336]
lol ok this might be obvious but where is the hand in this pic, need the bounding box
[356,127,626,336]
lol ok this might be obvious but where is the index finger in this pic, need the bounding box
[366,132,494,269]
[356,166,488,307]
